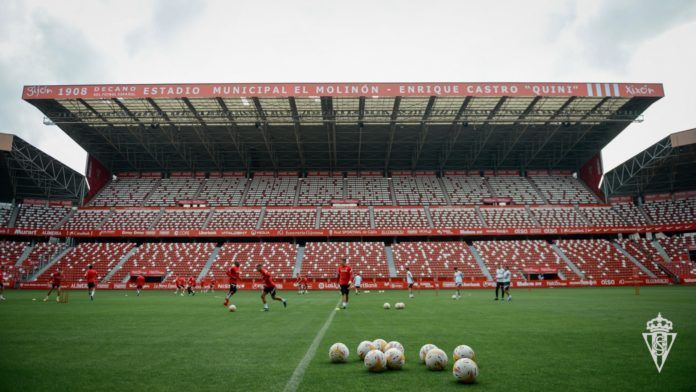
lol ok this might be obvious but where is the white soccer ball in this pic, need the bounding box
[453,344,476,362]
[228,304,237,312]
[373,338,388,352]
[384,348,405,370]
[395,302,405,310]
[451,294,457,299]
[425,348,448,371]
[419,344,438,363]
[453,358,479,383]
[329,343,349,363]
[364,350,387,372]
[383,302,391,310]
[357,341,376,360]
[385,341,404,353]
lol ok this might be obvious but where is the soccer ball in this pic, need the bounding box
[373,338,388,352]
[364,350,387,372]
[329,343,349,363]
[451,294,457,299]
[425,348,448,371]
[357,341,376,360]
[452,344,476,362]
[384,348,405,369]
[227,304,237,312]
[395,302,405,310]
[419,344,438,363]
[383,302,391,310]
[385,341,404,353]
[453,358,479,383]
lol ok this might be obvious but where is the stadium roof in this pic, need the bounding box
[602,128,696,197]
[23,82,664,174]
[0,133,87,202]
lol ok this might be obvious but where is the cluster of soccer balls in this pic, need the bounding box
[329,340,478,383]
[382,302,405,310]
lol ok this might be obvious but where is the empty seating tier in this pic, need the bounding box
[391,241,484,279]
[644,199,696,225]
[39,242,135,283]
[244,177,298,206]
[297,177,343,206]
[616,239,668,277]
[529,175,598,204]
[197,177,247,206]
[430,207,483,228]
[441,176,491,205]
[555,239,646,280]
[345,177,392,205]
[531,207,584,227]
[580,206,627,226]
[301,242,388,279]
[262,208,316,229]
[657,237,696,277]
[611,202,650,226]
[15,204,70,229]
[392,176,447,205]
[110,242,215,283]
[487,176,544,204]
[101,209,160,230]
[205,209,260,230]
[373,208,429,228]
[61,209,111,230]
[319,208,371,229]
[89,177,159,207]
[474,240,579,280]
[144,178,203,207]
[481,207,535,228]
[154,210,210,230]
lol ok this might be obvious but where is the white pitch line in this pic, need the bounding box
[283,301,341,392]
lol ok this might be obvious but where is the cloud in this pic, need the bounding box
[126,0,206,54]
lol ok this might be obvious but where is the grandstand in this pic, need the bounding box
[1,82,693,289]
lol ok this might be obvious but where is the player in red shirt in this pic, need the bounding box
[44,267,64,302]
[0,266,6,301]
[135,273,146,297]
[84,264,99,301]
[337,257,352,309]
[186,276,196,296]
[206,276,215,294]
[300,275,309,294]
[256,263,287,311]
[175,276,186,296]
[223,261,240,306]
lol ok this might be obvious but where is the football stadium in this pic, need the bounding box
[1,3,696,392]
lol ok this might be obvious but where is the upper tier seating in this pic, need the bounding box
[529,176,598,204]
[487,176,544,204]
[39,242,135,283]
[615,239,668,277]
[197,177,247,206]
[531,207,584,227]
[580,206,628,226]
[0,203,12,227]
[430,207,483,228]
[441,176,491,205]
[373,208,430,228]
[481,207,535,228]
[244,177,298,206]
[101,209,160,230]
[144,178,203,206]
[15,204,70,229]
[205,209,260,230]
[391,241,485,279]
[611,202,650,226]
[89,178,159,207]
[297,177,343,206]
[209,242,298,281]
[154,210,210,230]
[61,209,111,230]
[20,242,64,274]
[262,208,316,229]
[301,242,388,279]
[644,199,696,225]
[345,177,392,205]
[319,208,371,229]
[392,177,448,205]
[657,236,696,277]
[110,242,215,283]
[555,239,647,280]
[474,239,579,280]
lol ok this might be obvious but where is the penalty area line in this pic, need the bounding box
[282,301,341,392]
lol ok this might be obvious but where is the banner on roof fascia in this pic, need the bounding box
[2,223,696,238]
[579,153,604,201]
[23,83,665,99]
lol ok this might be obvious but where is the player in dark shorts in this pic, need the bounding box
[224,261,240,307]
[186,276,196,296]
[84,264,98,301]
[256,263,287,311]
[175,276,186,296]
[337,258,352,310]
[44,267,64,302]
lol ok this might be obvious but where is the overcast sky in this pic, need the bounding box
[1,0,695,176]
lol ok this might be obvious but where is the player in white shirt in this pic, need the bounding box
[453,267,463,299]
[495,264,505,301]
[406,267,414,298]
[353,273,362,295]
[503,265,512,302]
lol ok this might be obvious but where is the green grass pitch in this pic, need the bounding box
[1,286,694,391]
